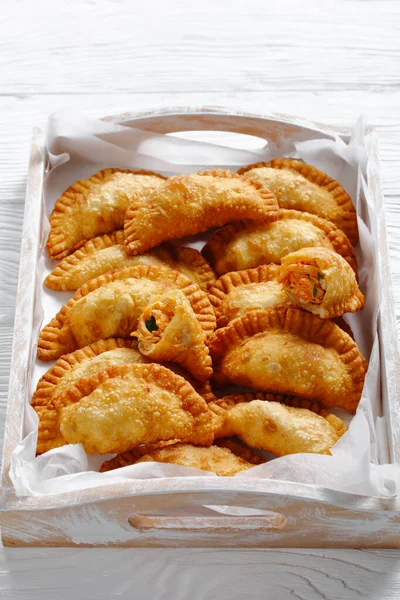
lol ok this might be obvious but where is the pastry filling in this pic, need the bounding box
[281,260,326,305]
[137,301,175,344]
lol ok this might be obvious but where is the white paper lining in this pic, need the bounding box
[9,111,400,498]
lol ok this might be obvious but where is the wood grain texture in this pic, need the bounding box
[1,0,400,94]
[1,0,400,597]
[0,547,398,600]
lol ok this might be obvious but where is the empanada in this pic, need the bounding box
[209,307,367,412]
[45,230,216,292]
[202,209,357,276]
[124,169,280,255]
[32,338,149,408]
[210,392,348,441]
[36,363,214,455]
[214,439,265,466]
[100,442,258,476]
[163,363,215,404]
[238,159,358,244]
[208,264,294,327]
[38,264,216,361]
[31,335,214,406]
[47,169,165,260]
[220,399,345,456]
[278,247,364,318]
[134,290,212,382]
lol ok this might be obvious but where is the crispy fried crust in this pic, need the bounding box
[238,159,358,245]
[32,336,214,408]
[32,338,147,408]
[100,442,257,476]
[334,316,354,339]
[124,169,280,255]
[47,169,165,260]
[214,439,265,465]
[155,245,216,292]
[38,264,217,361]
[134,290,213,382]
[202,209,357,276]
[36,363,214,455]
[45,230,124,290]
[224,400,343,456]
[44,230,216,292]
[209,307,367,412]
[163,363,215,403]
[278,247,364,318]
[210,392,348,440]
[208,264,293,327]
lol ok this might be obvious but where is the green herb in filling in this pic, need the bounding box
[145,315,159,332]
[312,284,318,298]
[317,272,324,281]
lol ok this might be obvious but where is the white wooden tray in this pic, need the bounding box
[1,108,400,548]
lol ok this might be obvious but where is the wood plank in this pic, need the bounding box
[1,0,400,94]
[0,546,399,600]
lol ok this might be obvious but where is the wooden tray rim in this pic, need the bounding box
[1,106,399,513]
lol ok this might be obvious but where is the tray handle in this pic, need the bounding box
[129,512,288,533]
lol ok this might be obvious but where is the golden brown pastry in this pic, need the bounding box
[37,264,216,361]
[208,264,294,327]
[47,169,165,260]
[124,169,280,255]
[202,209,357,276]
[210,392,348,442]
[134,290,212,382]
[209,307,367,412]
[238,159,358,244]
[31,337,213,409]
[163,364,215,404]
[278,247,364,318]
[36,363,214,455]
[213,438,265,466]
[100,442,258,476]
[224,400,344,456]
[45,230,216,292]
[31,338,149,408]
[208,265,355,334]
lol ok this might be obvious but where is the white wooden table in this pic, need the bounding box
[1,0,399,597]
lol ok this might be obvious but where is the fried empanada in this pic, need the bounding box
[31,338,150,408]
[124,169,280,255]
[36,363,214,455]
[208,264,294,327]
[210,392,348,441]
[209,307,367,412]
[208,265,355,333]
[134,290,212,382]
[214,438,265,466]
[47,169,165,260]
[224,400,344,456]
[238,159,358,244]
[38,264,216,361]
[202,209,357,276]
[278,247,364,318]
[45,230,216,292]
[163,363,215,404]
[32,336,214,409]
[100,442,257,476]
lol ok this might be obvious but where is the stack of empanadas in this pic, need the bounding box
[33,161,368,476]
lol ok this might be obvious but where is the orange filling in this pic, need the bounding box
[137,305,174,342]
[282,261,326,305]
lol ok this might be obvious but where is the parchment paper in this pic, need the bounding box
[9,111,400,498]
